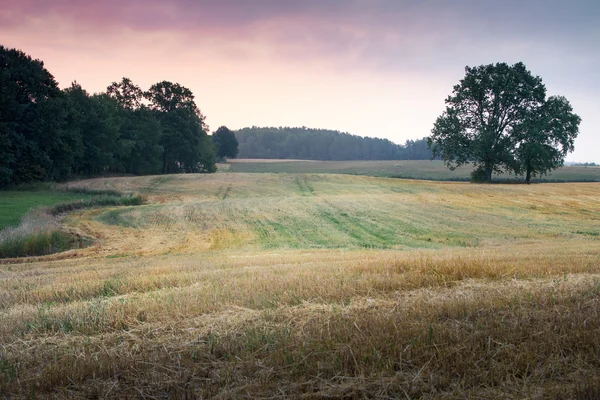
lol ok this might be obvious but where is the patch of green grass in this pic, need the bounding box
[0,191,86,230]
[1,186,143,258]
[574,230,600,237]
[105,253,132,259]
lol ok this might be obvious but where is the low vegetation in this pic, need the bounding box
[0,186,143,259]
[0,186,86,230]
[1,173,599,398]
[227,159,600,182]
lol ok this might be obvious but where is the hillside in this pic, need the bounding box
[235,126,433,160]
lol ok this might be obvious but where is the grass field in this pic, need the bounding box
[0,190,86,229]
[1,173,599,398]
[226,159,600,182]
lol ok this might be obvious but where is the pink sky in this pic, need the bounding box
[2,0,599,162]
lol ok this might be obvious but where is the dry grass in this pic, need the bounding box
[1,173,599,398]
[226,159,600,182]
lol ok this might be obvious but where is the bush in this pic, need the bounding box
[470,167,488,183]
[49,194,143,215]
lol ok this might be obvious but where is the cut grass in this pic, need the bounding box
[89,174,600,253]
[228,159,600,182]
[1,173,599,397]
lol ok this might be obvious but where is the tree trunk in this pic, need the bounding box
[525,168,532,184]
[485,163,493,183]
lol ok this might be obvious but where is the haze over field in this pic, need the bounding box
[2,0,598,162]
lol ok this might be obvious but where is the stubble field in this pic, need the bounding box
[1,172,599,398]
[226,159,600,182]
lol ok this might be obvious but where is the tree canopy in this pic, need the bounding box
[0,45,63,185]
[145,81,215,173]
[428,62,580,183]
[235,127,433,161]
[212,126,239,160]
[0,45,217,187]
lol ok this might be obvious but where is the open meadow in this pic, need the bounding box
[227,159,600,182]
[1,172,600,398]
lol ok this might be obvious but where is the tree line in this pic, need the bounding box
[2,45,580,186]
[1,45,218,187]
[235,127,434,161]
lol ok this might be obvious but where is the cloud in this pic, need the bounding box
[2,0,598,77]
[1,0,598,161]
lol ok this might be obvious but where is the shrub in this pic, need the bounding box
[49,194,143,215]
[0,230,87,258]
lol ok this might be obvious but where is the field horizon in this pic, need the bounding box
[225,159,600,182]
[1,171,599,398]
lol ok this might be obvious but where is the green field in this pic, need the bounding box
[0,190,87,229]
[226,159,600,182]
[1,173,600,398]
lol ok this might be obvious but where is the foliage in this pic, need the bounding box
[428,62,580,183]
[49,194,143,215]
[0,45,63,185]
[106,77,144,111]
[145,81,216,173]
[235,126,433,160]
[212,126,239,160]
[0,230,82,258]
[428,62,545,182]
[513,95,580,182]
[0,46,217,188]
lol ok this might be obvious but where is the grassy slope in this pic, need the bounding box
[1,173,600,398]
[0,191,85,229]
[227,159,600,182]
[87,173,600,253]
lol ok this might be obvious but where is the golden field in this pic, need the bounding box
[1,172,599,398]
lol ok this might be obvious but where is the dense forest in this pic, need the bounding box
[235,127,433,160]
[0,46,216,187]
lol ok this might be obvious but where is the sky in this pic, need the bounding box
[1,0,598,162]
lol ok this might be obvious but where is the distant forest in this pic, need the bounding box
[235,127,434,161]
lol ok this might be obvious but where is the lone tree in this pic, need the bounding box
[427,62,579,183]
[212,126,239,160]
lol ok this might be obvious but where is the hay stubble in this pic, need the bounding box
[1,173,599,398]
